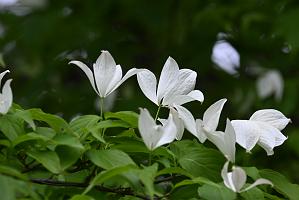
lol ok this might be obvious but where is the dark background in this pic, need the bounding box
[1,0,299,182]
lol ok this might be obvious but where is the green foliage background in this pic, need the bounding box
[1,0,299,199]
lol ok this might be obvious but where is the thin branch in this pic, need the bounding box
[30,178,150,200]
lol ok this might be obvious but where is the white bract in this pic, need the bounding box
[0,70,13,115]
[69,50,141,98]
[257,70,284,101]
[211,40,240,75]
[222,161,273,193]
[231,109,290,155]
[138,108,177,151]
[137,56,204,107]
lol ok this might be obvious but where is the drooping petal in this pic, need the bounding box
[211,40,240,75]
[241,178,273,192]
[138,108,157,150]
[164,90,204,106]
[231,120,260,152]
[221,161,236,192]
[0,79,12,114]
[195,119,208,143]
[93,51,117,96]
[250,109,290,131]
[104,65,122,96]
[137,69,158,105]
[203,98,227,132]
[162,69,197,104]
[231,166,247,192]
[69,61,100,96]
[157,57,180,103]
[169,108,185,140]
[174,104,197,137]
[155,113,177,148]
[0,70,10,87]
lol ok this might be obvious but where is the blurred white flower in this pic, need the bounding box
[138,108,177,151]
[69,50,141,98]
[137,56,204,107]
[211,40,240,75]
[222,161,273,193]
[257,70,284,101]
[0,70,13,114]
[231,109,290,155]
[0,0,17,7]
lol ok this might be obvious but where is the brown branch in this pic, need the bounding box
[30,178,150,200]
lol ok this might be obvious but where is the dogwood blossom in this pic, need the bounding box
[211,40,240,75]
[222,161,272,193]
[231,109,290,155]
[69,50,140,98]
[0,70,12,114]
[138,108,177,151]
[137,56,204,107]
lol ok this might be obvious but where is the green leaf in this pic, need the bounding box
[70,115,100,136]
[12,132,50,147]
[70,194,95,200]
[28,108,70,133]
[15,109,36,130]
[87,149,135,169]
[0,174,16,200]
[174,176,216,189]
[27,150,61,174]
[241,186,264,200]
[109,137,148,153]
[53,134,84,150]
[105,111,138,128]
[84,164,136,194]
[156,167,193,179]
[56,146,81,170]
[137,164,158,198]
[0,114,24,141]
[259,169,299,200]
[0,165,27,181]
[170,140,225,182]
[97,120,131,129]
[198,183,236,200]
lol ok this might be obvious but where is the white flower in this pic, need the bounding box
[0,70,13,115]
[69,50,141,98]
[222,161,273,193]
[211,40,240,75]
[138,108,177,151]
[231,109,290,155]
[257,70,284,101]
[137,56,204,107]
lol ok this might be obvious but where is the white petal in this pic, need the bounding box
[157,57,180,103]
[195,119,208,143]
[207,119,236,162]
[174,105,197,137]
[169,108,184,140]
[164,90,204,106]
[222,161,236,192]
[231,166,247,192]
[137,69,158,105]
[0,79,12,114]
[257,70,283,101]
[231,120,260,152]
[93,51,117,96]
[105,65,122,96]
[162,69,197,104]
[69,61,100,96]
[241,178,273,192]
[0,70,10,87]
[250,109,290,131]
[211,40,240,75]
[203,98,227,132]
[138,108,158,150]
[155,113,177,148]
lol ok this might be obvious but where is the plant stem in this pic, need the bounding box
[100,97,104,120]
[149,151,152,166]
[154,105,161,122]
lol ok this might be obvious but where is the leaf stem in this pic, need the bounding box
[149,151,152,166]
[100,97,104,120]
[154,105,161,122]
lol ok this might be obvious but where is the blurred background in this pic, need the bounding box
[1,0,299,183]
